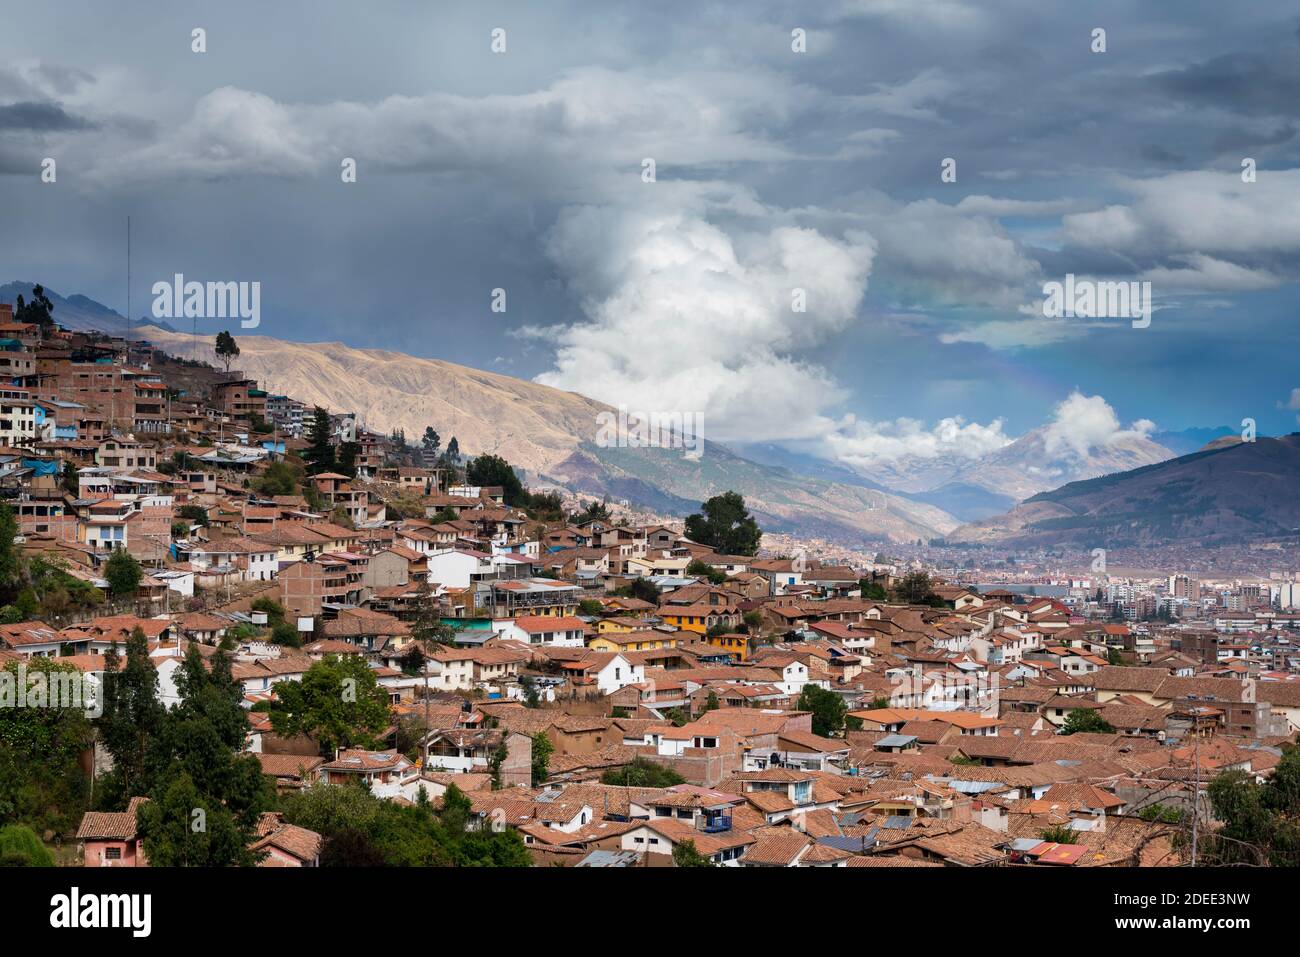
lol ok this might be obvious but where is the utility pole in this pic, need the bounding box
[1188,694,1203,866]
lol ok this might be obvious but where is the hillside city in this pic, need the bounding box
[1,300,1299,870]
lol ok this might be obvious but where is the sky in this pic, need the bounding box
[2,0,1298,470]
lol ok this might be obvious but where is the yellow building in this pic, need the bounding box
[587,629,684,653]
[659,602,740,635]
[703,632,753,661]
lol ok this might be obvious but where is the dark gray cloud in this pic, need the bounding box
[0,0,1297,453]
[0,100,92,131]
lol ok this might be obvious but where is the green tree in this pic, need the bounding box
[684,491,761,556]
[0,824,55,866]
[253,460,300,497]
[61,461,79,496]
[859,579,888,601]
[257,655,392,755]
[600,757,685,788]
[892,571,939,605]
[1039,824,1077,845]
[573,500,610,525]
[420,427,440,465]
[466,453,527,507]
[95,631,165,801]
[530,731,553,787]
[797,684,848,738]
[672,838,714,867]
[0,659,94,835]
[136,771,262,866]
[178,504,209,526]
[1060,708,1116,736]
[104,548,142,597]
[214,330,240,373]
[0,503,20,603]
[13,284,54,330]
[303,406,336,475]
[488,737,509,790]
[335,441,360,479]
[615,577,660,604]
[687,558,726,585]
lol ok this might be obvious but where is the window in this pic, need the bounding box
[104,847,122,860]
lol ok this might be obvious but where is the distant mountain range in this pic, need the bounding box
[11,281,1259,549]
[943,435,1300,548]
[136,325,961,544]
[0,281,178,334]
[855,425,1176,519]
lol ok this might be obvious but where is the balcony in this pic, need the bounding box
[700,815,732,833]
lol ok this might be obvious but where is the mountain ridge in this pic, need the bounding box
[943,435,1300,548]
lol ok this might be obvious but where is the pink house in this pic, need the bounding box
[76,797,148,867]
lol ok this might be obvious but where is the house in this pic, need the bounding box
[496,614,587,647]
[252,813,323,867]
[318,750,416,799]
[619,817,755,866]
[421,729,532,785]
[77,797,149,867]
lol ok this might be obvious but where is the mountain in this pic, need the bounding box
[0,282,180,333]
[861,424,1176,509]
[133,325,960,544]
[943,435,1300,548]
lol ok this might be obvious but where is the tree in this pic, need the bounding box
[0,659,94,835]
[530,732,553,786]
[410,578,454,650]
[892,571,939,605]
[421,427,441,466]
[686,558,726,585]
[0,503,19,604]
[684,491,761,556]
[0,824,55,866]
[95,631,165,803]
[615,577,660,604]
[61,461,79,497]
[859,578,888,601]
[321,827,387,867]
[797,684,847,738]
[13,284,54,330]
[177,504,209,527]
[1039,824,1077,845]
[253,460,299,497]
[257,655,392,755]
[1060,708,1116,736]
[573,500,610,525]
[214,331,240,372]
[303,406,336,475]
[672,838,714,867]
[335,441,359,479]
[466,453,527,507]
[600,757,685,788]
[1201,738,1300,866]
[103,548,142,597]
[488,737,509,790]
[526,490,565,522]
[136,771,262,867]
[445,436,460,462]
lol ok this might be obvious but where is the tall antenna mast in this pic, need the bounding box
[126,216,131,354]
